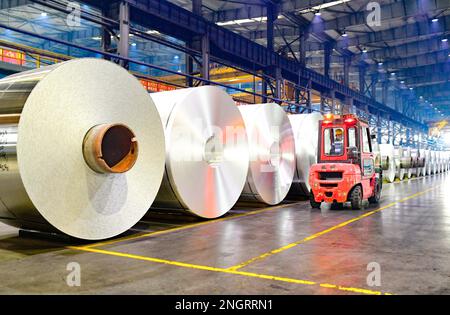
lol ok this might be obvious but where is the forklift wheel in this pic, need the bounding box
[350,186,363,210]
[309,192,321,209]
[368,181,381,204]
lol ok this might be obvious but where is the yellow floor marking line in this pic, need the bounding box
[226,186,439,271]
[79,202,296,249]
[68,246,391,295]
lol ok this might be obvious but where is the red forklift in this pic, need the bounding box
[309,113,382,210]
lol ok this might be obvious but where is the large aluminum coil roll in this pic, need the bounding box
[434,151,439,174]
[403,147,413,179]
[397,147,413,169]
[431,151,437,174]
[372,142,383,170]
[374,152,382,170]
[288,112,323,197]
[149,86,249,219]
[424,150,432,175]
[0,59,166,240]
[416,148,426,168]
[380,144,396,183]
[410,148,419,168]
[410,149,421,177]
[445,152,449,172]
[381,155,391,171]
[394,147,406,180]
[239,103,295,205]
[445,153,448,172]
[437,152,442,173]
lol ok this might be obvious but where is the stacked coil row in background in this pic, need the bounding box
[374,145,449,183]
[0,59,448,240]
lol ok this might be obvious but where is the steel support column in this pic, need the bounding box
[101,3,112,61]
[359,64,366,95]
[186,0,202,86]
[324,42,332,78]
[275,67,282,100]
[377,114,382,144]
[343,55,351,86]
[382,81,388,106]
[201,30,210,83]
[299,30,307,67]
[118,1,130,68]
[192,0,202,15]
[371,74,378,100]
[262,3,278,103]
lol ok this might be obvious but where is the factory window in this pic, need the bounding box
[324,128,345,156]
[348,127,357,148]
[363,128,372,153]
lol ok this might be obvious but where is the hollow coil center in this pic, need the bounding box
[268,140,281,167]
[204,134,224,166]
[83,123,138,174]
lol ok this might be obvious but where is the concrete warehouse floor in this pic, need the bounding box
[0,173,449,295]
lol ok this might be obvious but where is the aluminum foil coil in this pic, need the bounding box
[0,59,166,240]
[415,148,426,168]
[437,152,442,173]
[381,156,391,171]
[444,153,447,172]
[149,86,249,218]
[397,147,413,169]
[371,143,382,170]
[444,152,449,172]
[380,144,396,183]
[410,148,420,177]
[410,148,419,168]
[424,150,432,175]
[374,152,382,170]
[288,112,323,196]
[393,147,407,180]
[403,147,413,179]
[239,103,295,205]
[442,152,446,172]
[430,151,437,174]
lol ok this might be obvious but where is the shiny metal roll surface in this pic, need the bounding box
[150,86,249,218]
[239,103,295,205]
[396,147,413,169]
[379,144,396,183]
[381,156,390,171]
[418,149,427,175]
[0,59,166,240]
[403,147,413,179]
[425,150,434,175]
[410,148,419,168]
[430,151,437,174]
[288,112,323,196]
[436,151,442,173]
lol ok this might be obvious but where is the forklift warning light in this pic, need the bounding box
[323,113,334,124]
[343,114,357,125]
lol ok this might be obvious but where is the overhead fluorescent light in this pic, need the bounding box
[217,17,267,26]
[297,0,351,14]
